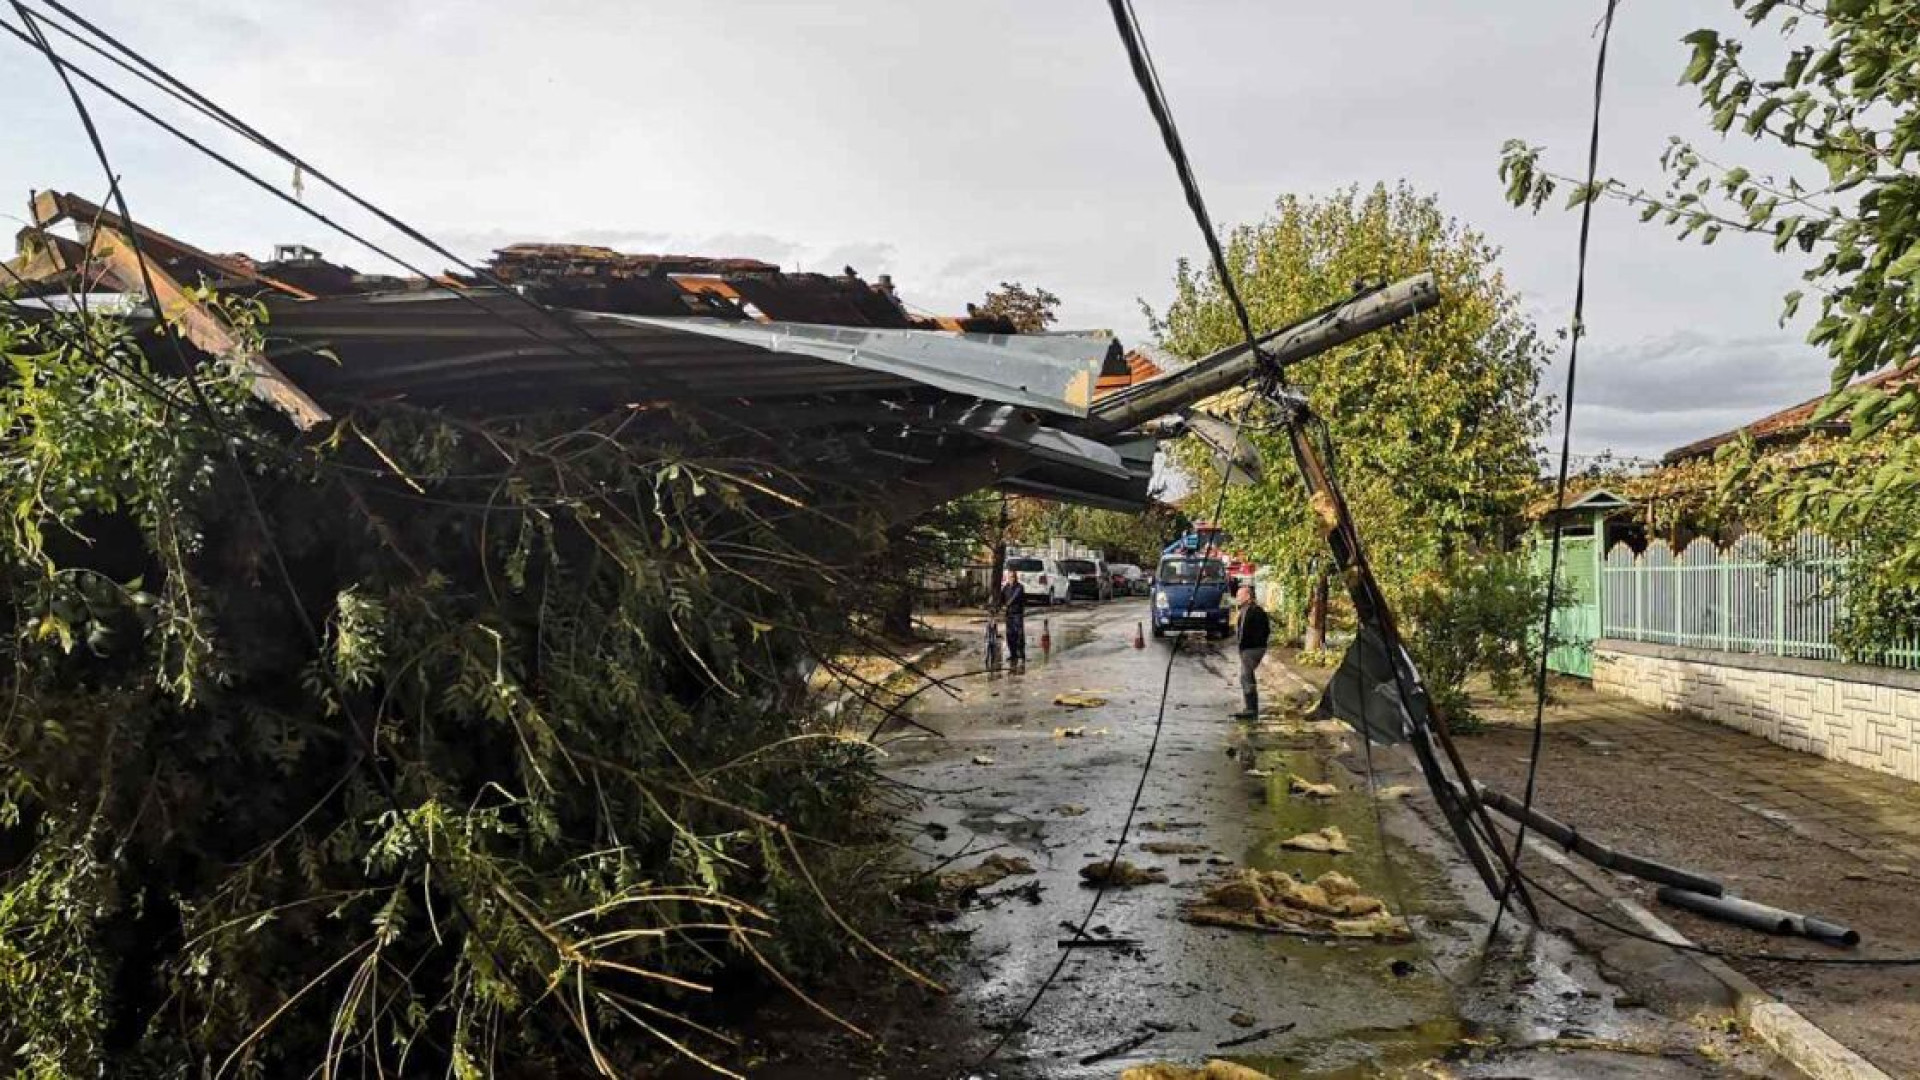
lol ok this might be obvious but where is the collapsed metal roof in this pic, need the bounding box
[4,191,1156,509]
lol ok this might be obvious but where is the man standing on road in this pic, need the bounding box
[1000,571,1028,669]
[1233,585,1269,719]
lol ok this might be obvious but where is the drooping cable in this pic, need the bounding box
[1488,0,1620,942]
[1109,0,1268,373]
[975,2,1280,1062]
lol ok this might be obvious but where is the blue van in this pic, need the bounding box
[1150,555,1231,638]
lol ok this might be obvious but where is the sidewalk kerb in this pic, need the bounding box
[1520,836,1891,1080]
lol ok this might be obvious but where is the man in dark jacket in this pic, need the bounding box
[1233,585,1269,719]
[1000,572,1028,668]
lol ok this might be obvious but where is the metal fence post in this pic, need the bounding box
[1716,557,1730,651]
[1772,560,1787,658]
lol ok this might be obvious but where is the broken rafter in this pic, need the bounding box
[30,189,315,300]
[21,196,331,431]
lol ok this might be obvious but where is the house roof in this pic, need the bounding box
[1094,348,1165,398]
[1663,362,1918,463]
[1525,485,1635,521]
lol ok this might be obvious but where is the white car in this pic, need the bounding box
[1006,555,1070,605]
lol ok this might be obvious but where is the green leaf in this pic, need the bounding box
[1681,30,1719,84]
[1886,239,1920,280]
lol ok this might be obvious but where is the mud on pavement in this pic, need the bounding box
[871,600,1791,1079]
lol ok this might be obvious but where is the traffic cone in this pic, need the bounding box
[1133,621,1146,649]
[1040,618,1052,658]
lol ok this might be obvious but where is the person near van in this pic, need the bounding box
[1000,571,1028,668]
[1233,585,1269,719]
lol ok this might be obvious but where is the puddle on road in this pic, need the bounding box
[883,623,1658,1080]
[1184,727,1631,1078]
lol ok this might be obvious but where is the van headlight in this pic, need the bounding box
[1154,592,1169,610]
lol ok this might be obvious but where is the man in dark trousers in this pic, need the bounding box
[1000,571,1028,669]
[1233,585,1269,719]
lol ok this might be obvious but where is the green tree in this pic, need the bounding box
[1498,0,1920,592]
[1005,498,1185,565]
[974,281,1061,332]
[1151,183,1549,669]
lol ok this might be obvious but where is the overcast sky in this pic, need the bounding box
[2,0,1837,463]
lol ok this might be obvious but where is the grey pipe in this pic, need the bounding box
[1655,887,1859,947]
[1656,886,1791,934]
[1470,783,1725,896]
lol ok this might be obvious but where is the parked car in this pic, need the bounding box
[1109,563,1148,595]
[1149,555,1230,638]
[1059,557,1111,601]
[1006,555,1070,605]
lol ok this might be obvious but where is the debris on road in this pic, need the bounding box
[972,755,996,765]
[1054,692,1110,708]
[1140,841,1209,855]
[1374,784,1416,800]
[1141,820,1204,832]
[1227,1011,1256,1028]
[1287,774,1340,799]
[936,854,1035,897]
[1217,1022,1296,1049]
[1279,825,1350,854]
[1121,1061,1274,1080]
[1053,725,1110,738]
[1184,869,1410,940]
[1078,1029,1156,1065]
[1055,803,1090,817]
[1080,859,1168,886]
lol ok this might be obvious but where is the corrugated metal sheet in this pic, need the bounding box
[598,315,1112,417]
[262,291,1112,417]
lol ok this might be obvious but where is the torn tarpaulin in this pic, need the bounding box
[1310,624,1413,746]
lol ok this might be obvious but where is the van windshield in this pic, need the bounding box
[1157,558,1225,585]
[1007,558,1044,572]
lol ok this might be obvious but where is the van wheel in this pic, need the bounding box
[1150,624,1165,639]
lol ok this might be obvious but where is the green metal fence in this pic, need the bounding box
[1600,531,1920,670]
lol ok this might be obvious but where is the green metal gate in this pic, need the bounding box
[1536,531,1598,678]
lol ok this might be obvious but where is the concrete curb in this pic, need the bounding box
[1521,838,1892,1080]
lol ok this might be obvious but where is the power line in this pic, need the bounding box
[1108,0,1269,375]
[1490,0,1620,942]
[0,4,645,386]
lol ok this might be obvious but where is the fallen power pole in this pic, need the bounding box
[1078,272,1438,437]
[1271,387,1534,916]
[883,272,1441,524]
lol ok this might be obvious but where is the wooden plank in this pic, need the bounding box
[83,224,331,430]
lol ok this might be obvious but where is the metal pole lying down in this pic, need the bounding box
[1655,887,1859,947]
[1468,782,1725,895]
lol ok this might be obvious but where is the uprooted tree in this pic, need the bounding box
[0,302,947,1076]
[1149,183,1551,718]
[1499,0,1920,651]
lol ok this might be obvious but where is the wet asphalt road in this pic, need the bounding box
[885,600,1785,1079]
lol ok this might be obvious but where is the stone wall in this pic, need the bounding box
[1594,639,1920,784]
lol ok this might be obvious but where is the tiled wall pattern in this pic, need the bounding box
[1595,643,1919,784]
